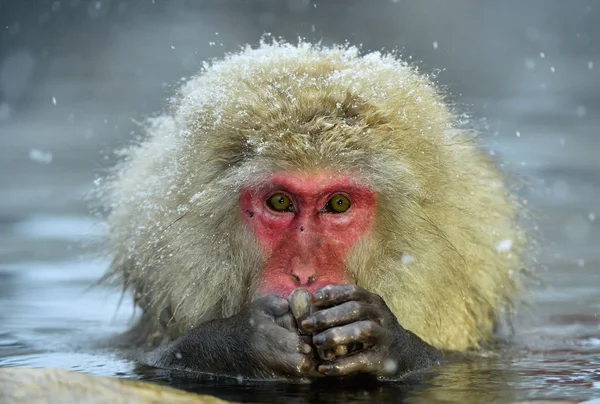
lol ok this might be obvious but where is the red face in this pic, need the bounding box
[241,172,376,298]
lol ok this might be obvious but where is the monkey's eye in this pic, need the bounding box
[324,194,351,213]
[266,193,294,212]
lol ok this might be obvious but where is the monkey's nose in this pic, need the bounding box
[290,256,318,285]
[291,273,317,285]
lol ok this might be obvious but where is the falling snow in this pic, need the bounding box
[383,359,398,374]
[28,149,53,164]
[401,254,414,265]
[525,58,536,70]
[190,191,205,203]
[496,239,512,253]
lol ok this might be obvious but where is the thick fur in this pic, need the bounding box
[102,41,526,351]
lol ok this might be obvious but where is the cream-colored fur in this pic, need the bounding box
[102,40,525,351]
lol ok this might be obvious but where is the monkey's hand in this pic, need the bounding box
[147,295,321,380]
[242,295,322,380]
[300,285,443,379]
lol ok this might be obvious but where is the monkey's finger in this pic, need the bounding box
[312,285,375,307]
[284,353,323,379]
[311,320,384,350]
[255,295,290,317]
[298,341,313,355]
[275,312,298,332]
[289,288,313,322]
[298,335,313,351]
[317,352,376,376]
[301,301,380,332]
[317,345,348,361]
[317,348,336,361]
[335,344,348,357]
[301,359,325,379]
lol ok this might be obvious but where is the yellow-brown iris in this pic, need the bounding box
[267,193,294,212]
[326,194,351,213]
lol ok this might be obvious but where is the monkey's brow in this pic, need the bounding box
[257,180,370,197]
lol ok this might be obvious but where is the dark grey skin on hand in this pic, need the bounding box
[147,285,443,381]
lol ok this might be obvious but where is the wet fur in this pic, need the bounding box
[102,41,526,351]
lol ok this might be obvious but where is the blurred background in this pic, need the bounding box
[0,0,598,401]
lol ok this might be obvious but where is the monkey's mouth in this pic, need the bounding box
[259,282,353,301]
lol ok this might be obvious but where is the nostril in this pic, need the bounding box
[291,273,317,285]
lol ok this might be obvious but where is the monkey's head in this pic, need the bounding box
[105,41,525,350]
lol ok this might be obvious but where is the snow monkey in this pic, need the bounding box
[102,41,526,381]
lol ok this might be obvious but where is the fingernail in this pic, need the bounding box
[335,345,348,356]
[313,334,324,345]
[301,318,314,330]
[320,349,335,361]
[299,343,312,354]
[318,365,330,373]
[318,364,338,375]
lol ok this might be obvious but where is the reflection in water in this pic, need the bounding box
[133,361,525,403]
[138,369,430,403]
[135,346,600,403]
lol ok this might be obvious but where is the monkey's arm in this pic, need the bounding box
[300,285,444,379]
[146,296,321,380]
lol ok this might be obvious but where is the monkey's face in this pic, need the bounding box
[240,171,377,298]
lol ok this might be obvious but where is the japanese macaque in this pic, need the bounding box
[102,41,526,381]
